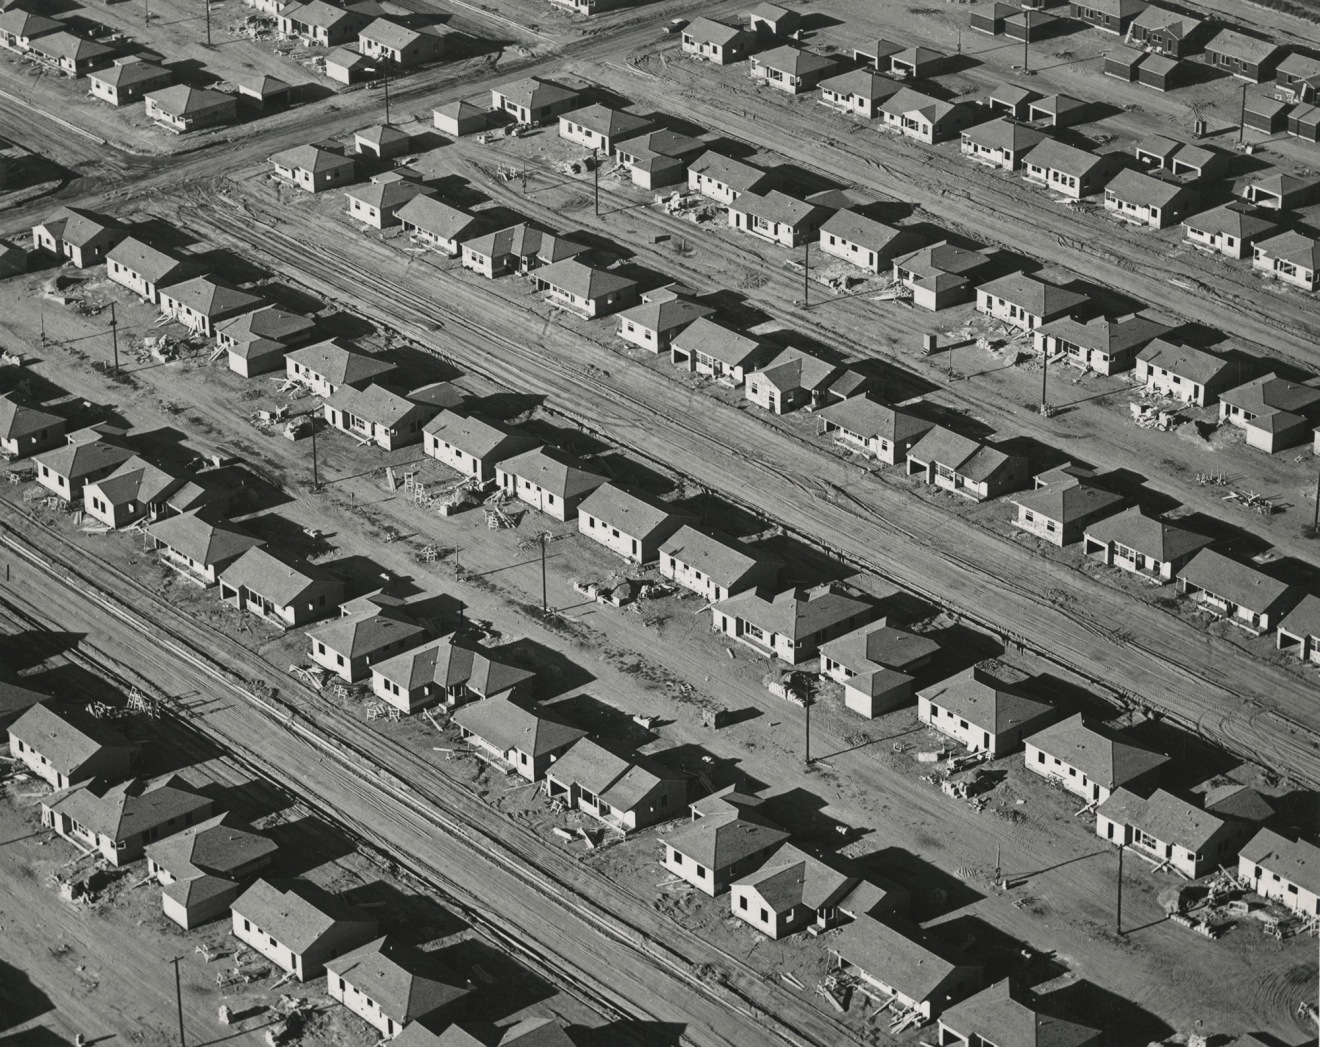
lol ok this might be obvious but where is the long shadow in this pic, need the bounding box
[566,1020,687,1047]
[1007,847,1110,880]
[812,723,926,762]
[489,637,594,699]
[0,958,54,1033]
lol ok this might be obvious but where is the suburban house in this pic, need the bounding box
[1178,548,1295,634]
[1203,28,1281,82]
[1181,204,1277,260]
[432,99,491,137]
[1034,313,1170,375]
[659,525,778,603]
[1011,474,1124,546]
[43,775,214,866]
[1103,169,1197,230]
[1238,829,1320,916]
[1242,172,1320,210]
[745,347,842,414]
[617,297,714,353]
[269,145,356,193]
[496,446,607,521]
[1253,230,1320,292]
[670,317,774,384]
[660,787,789,896]
[27,32,114,78]
[960,118,1047,172]
[1096,786,1267,878]
[879,89,981,144]
[681,17,756,64]
[748,2,800,36]
[819,211,922,274]
[612,129,706,189]
[819,69,902,119]
[749,45,836,94]
[150,511,263,586]
[820,622,939,720]
[1082,507,1211,582]
[1275,53,1320,104]
[451,697,586,781]
[157,275,263,337]
[218,547,345,628]
[89,58,172,107]
[712,584,872,664]
[577,483,685,564]
[307,599,427,683]
[423,411,535,484]
[217,305,318,378]
[0,392,64,458]
[371,636,533,715]
[82,456,202,530]
[816,396,934,466]
[357,19,448,66]
[918,670,1055,757]
[34,431,136,503]
[1068,0,1148,35]
[327,937,469,1039]
[279,0,376,45]
[906,426,1030,502]
[1127,4,1207,58]
[232,879,378,981]
[7,702,135,790]
[534,258,637,318]
[31,206,124,268]
[286,339,396,396]
[106,237,199,304]
[460,224,587,279]
[323,383,438,451]
[830,915,982,1021]
[397,196,483,257]
[938,981,1100,1047]
[543,739,687,831]
[0,682,48,736]
[893,242,993,311]
[1024,714,1169,804]
[687,151,776,205]
[1134,339,1233,406]
[0,10,63,52]
[730,845,876,940]
[558,104,652,154]
[728,189,834,249]
[489,77,580,125]
[345,177,432,230]
[144,86,237,133]
[146,812,278,929]
[1217,373,1320,453]
[975,272,1088,330]
[1021,140,1118,200]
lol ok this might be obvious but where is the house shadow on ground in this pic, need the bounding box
[565,1020,687,1047]
[855,846,984,919]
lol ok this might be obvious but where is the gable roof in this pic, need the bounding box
[0,392,62,442]
[423,409,534,460]
[1136,338,1230,383]
[1239,829,1320,894]
[546,738,681,811]
[734,842,858,912]
[560,103,651,140]
[1279,593,1320,640]
[536,258,636,301]
[1012,478,1125,524]
[107,237,194,285]
[396,196,481,241]
[92,59,169,89]
[464,224,587,264]
[919,670,1053,735]
[493,76,579,111]
[0,10,63,38]
[159,275,264,319]
[326,936,468,1024]
[818,622,939,674]
[1105,168,1189,207]
[671,317,765,367]
[684,16,748,46]
[751,346,839,393]
[269,143,355,174]
[1037,314,1170,356]
[452,697,585,758]
[1025,713,1168,789]
[326,382,427,428]
[34,437,135,481]
[372,636,533,697]
[977,272,1089,317]
[217,305,316,348]
[815,396,934,445]
[907,425,981,469]
[219,546,340,608]
[616,296,713,334]
[820,210,905,252]
[1023,138,1105,177]
[347,179,430,213]
[307,604,425,659]
[34,206,121,248]
[662,806,787,870]
[144,811,277,880]
[233,878,375,954]
[8,702,134,774]
[1203,28,1279,64]
[146,85,233,117]
[84,455,188,509]
[149,511,262,568]
[687,151,772,192]
[495,445,606,500]
[753,44,835,78]
[1179,547,1291,609]
[963,117,1048,153]
[659,525,772,589]
[359,17,448,50]
[940,980,1099,1047]
[713,585,868,642]
[1083,507,1210,563]
[832,915,973,1003]
[819,68,902,103]
[614,128,706,162]
[1256,229,1320,270]
[1220,372,1320,419]
[578,483,678,539]
[47,775,211,843]
[1097,787,1229,851]
[287,339,395,386]
[1130,3,1202,35]
[29,31,113,64]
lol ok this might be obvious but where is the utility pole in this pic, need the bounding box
[170,956,186,1047]
[803,696,811,766]
[309,411,320,490]
[454,546,460,579]
[1312,468,1319,533]
[593,147,600,216]
[521,160,527,194]
[802,240,810,307]
[1040,343,1048,412]
[382,61,391,126]
[109,301,119,375]
[995,843,1002,886]
[1023,33,1030,74]
[146,0,151,25]
[539,532,548,614]
[205,0,211,47]
[1238,81,1248,146]
[1115,845,1125,936]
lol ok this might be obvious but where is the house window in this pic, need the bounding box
[739,896,748,910]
